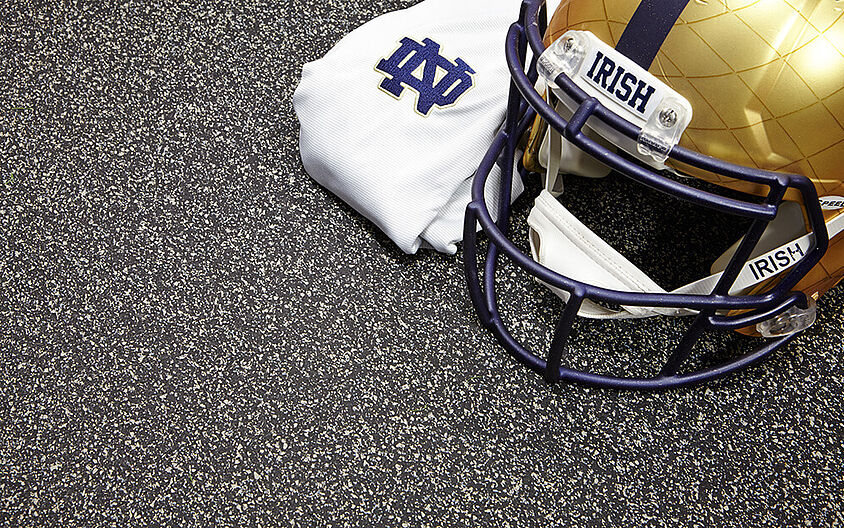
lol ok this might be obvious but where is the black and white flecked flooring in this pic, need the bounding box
[2,1,843,526]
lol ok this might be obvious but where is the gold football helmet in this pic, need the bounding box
[465,0,844,388]
[526,0,844,305]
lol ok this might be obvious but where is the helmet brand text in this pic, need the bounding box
[820,196,844,210]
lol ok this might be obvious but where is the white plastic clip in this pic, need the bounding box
[537,33,588,87]
[756,299,817,338]
[637,98,691,163]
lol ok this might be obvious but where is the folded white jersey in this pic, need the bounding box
[294,0,546,254]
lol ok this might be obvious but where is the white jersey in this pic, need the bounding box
[294,0,560,254]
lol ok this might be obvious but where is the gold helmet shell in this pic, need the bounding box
[529,0,844,302]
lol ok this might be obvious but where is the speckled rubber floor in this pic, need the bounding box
[2,1,843,526]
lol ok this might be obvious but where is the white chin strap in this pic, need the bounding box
[529,191,692,319]
[529,189,844,320]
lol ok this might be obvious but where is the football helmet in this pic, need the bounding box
[464,0,844,389]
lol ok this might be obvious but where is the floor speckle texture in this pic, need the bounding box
[2,1,843,526]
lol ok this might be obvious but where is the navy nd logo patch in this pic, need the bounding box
[375,38,475,116]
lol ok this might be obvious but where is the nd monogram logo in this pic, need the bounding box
[375,38,476,116]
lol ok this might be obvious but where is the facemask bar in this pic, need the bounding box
[463,0,830,390]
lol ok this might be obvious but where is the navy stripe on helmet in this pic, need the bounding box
[614,0,692,69]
